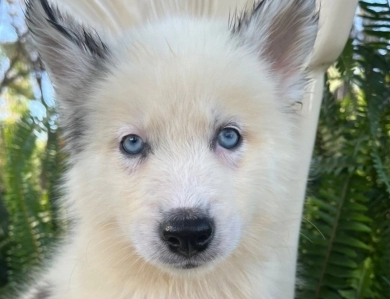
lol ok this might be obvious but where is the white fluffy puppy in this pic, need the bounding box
[22,0,318,298]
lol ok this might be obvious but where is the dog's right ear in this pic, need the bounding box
[26,0,111,151]
[25,0,110,94]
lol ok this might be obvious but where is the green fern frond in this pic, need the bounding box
[298,174,374,299]
[298,2,390,298]
[2,112,55,284]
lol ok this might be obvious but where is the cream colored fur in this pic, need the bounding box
[22,0,319,298]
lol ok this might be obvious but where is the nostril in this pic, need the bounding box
[196,234,210,246]
[167,236,181,247]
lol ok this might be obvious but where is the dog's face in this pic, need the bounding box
[93,35,280,270]
[27,0,318,274]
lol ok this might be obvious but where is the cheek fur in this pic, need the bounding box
[215,143,245,167]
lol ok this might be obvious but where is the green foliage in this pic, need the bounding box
[0,194,9,289]
[297,1,390,298]
[0,2,65,295]
[2,112,54,284]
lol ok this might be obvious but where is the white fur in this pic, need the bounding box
[22,0,318,298]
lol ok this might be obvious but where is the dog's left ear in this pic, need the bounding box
[232,0,319,101]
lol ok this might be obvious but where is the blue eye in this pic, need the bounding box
[217,128,241,149]
[121,135,145,155]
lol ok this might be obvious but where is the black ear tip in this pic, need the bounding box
[25,0,51,24]
[27,0,58,24]
[38,0,58,23]
[24,0,34,17]
[25,0,68,40]
[25,0,110,61]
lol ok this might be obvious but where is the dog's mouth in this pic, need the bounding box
[160,251,219,271]
[183,263,199,269]
[174,262,200,269]
[163,261,208,273]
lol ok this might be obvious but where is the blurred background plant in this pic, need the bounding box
[0,0,65,296]
[0,0,389,298]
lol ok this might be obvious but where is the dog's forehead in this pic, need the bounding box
[101,61,264,136]
[94,19,277,138]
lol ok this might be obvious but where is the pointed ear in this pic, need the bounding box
[25,0,110,90]
[232,0,319,101]
[25,0,111,150]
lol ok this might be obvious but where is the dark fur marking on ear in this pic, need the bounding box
[230,0,268,33]
[25,0,109,59]
[25,0,113,154]
[38,0,73,40]
[230,0,319,37]
[229,0,319,114]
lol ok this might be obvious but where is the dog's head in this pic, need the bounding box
[26,0,318,274]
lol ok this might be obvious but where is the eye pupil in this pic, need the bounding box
[224,131,234,138]
[121,134,145,155]
[217,128,241,149]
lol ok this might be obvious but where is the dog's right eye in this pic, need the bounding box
[121,134,145,155]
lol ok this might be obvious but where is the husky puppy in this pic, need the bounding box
[23,0,318,298]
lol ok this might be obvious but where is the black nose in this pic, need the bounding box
[160,211,214,257]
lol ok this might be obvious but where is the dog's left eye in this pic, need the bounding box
[121,134,145,155]
[217,128,241,149]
